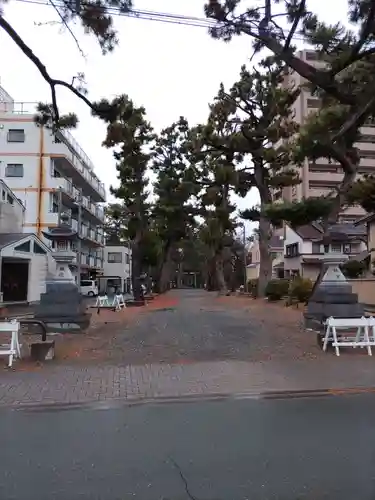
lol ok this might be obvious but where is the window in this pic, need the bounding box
[324,245,329,253]
[7,128,25,142]
[308,163,340,173]
[358,134,375,143]
[33,241,47,255]
[343,244,351,254]
[360,150,375,159]
[312,243,321,253]
[285,243,299,258]
[331,243,342,253]
[125,253,130,264]
[307,98,321,108]
[305,51,318,61]
[108,252,122,263]
[5,164,24,177]
[14,241,30,252]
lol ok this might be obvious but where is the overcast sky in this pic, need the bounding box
[0,0,345,229]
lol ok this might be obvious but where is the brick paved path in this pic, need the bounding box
[1,289,375,406]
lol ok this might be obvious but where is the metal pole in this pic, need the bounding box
[76,190,82,286]
[57,188,63,226]
[128,239,132,294]
[242,223,247,293]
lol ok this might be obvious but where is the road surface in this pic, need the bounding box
[1,392,375,499]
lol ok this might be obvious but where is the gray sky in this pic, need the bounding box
[0,0,344,224]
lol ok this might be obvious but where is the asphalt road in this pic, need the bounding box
[1,394,375,500]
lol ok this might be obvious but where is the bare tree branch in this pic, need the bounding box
[0,14,97,121]
[283,0,306,52]
[49,0,86,58]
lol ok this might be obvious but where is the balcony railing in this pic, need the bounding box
[55,178,105,222]
[57,130,106,200]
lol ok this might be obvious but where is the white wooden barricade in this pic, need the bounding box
[112,294,126,311]
[323,316,375,356]
[0,320,21,367]
[95,295,110,308]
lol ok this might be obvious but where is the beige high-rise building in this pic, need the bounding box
[278,49,375,222]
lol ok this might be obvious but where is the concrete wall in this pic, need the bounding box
[349,279,375,307]
[0,202,23,233]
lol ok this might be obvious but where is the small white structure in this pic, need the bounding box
[102,241,132,294]
[0,233,50,303]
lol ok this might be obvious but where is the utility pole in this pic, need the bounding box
[76,189,83,286]
[57,187,63,226]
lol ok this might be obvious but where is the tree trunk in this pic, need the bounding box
[159,244,174,292]
[215,250,228,295]
[131,238,142,301]
[257,213,273,298]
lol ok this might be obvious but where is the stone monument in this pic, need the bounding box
[34,215,91,333]
[304,256,364,336]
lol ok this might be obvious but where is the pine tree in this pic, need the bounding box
[195,59,299,296]
[94,95,154,301]
[150,117,199,292]
[205,0,375,232]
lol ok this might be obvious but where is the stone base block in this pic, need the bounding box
[30,341,55,361]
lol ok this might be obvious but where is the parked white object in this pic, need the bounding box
[95,295,110,307]
[0,320,21,367]
[80,280,99,297]
[113,294,126,311]
[323,317,375,356]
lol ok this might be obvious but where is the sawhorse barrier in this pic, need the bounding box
[0,320,21,367]
[93,294,126,314]
[323,316,375,356]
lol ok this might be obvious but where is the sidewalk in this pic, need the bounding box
[1,357,375,407]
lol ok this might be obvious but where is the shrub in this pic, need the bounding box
[247,279,259,298]
[341,260,366,279]
[289,277,313,304]
[265,279,290,301]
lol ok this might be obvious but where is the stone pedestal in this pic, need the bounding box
[304,258,364,333]
[34,280,91,333]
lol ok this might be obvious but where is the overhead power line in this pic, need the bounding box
[7,0,308,41]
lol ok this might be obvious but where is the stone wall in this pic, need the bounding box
[348,279,375,307]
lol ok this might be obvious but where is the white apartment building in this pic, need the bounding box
[279,49,375,222]
[0,84,106,279]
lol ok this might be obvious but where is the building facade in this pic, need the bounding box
[246,232,285,281]
[0,84,106,280]
[0,179,50,303]
[279,49,375,222]
[102,242,132,294]
[283,222,367,280]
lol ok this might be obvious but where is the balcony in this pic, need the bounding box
[50,131,106,202]
[52,177,105,224]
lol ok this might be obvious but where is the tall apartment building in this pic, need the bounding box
[279,49,375,223]
[0,84,106,280]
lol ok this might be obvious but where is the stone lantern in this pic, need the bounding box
[33,214,91,333]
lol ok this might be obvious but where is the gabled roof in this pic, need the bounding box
[0,233,50,252]
[292,224,322,240]
[269,234,284,250]
[354,213,375,226]
[290,222,366,241]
